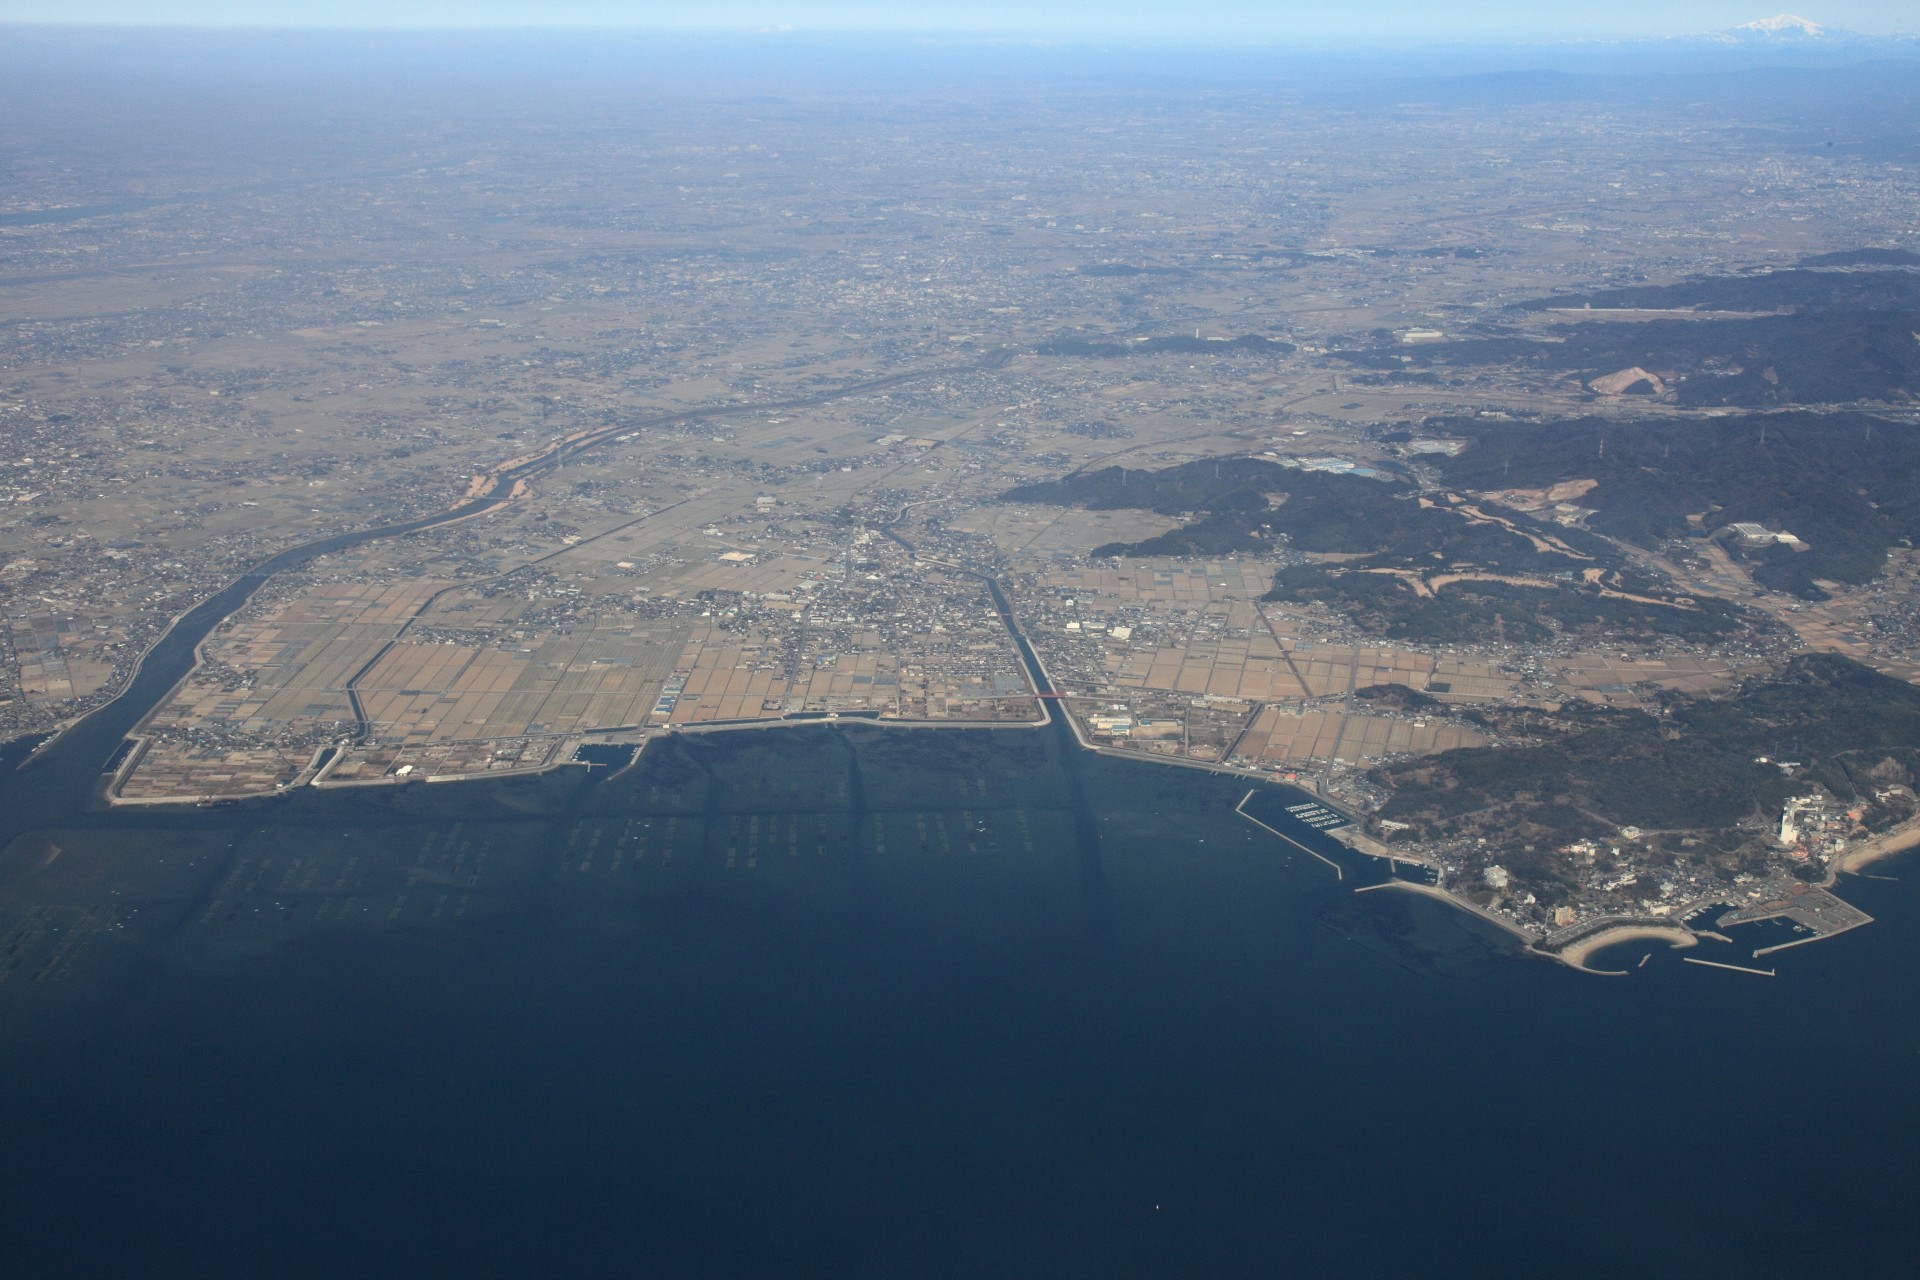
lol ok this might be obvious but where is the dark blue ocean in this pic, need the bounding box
[1,724,1916,1277]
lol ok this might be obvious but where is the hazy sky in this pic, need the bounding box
[1,3,1915,43]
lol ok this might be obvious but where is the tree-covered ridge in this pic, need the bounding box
[1258,487,1747,645]
[1349,311,1920,408]
[1797,248,1920,268]
[1343,259,1920,408]
[1001,457,1740,643]
[1037,333,1295,358]
[1001,456,1301,517]
[1369,654,1920,900]
[1436,411,1920,597]
[1519,266,1920,314]
[1266,562,1750,645]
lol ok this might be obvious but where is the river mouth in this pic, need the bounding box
[1,355,1010,844]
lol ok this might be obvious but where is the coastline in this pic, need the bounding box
[32,672,1910,983]
[17,438,1920,971]
[1357,878,1719,977]
[1354,878,1542,946]
[1548,924,1699,975]
[7,358,1000,792]
[1834,816,1920,876]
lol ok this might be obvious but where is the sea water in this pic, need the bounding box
[0,724,1914,1276]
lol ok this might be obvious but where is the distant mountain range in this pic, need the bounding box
[1708,13,1918,46]
[1320,14,1920,90]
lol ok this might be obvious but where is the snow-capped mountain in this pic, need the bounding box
[1705,14,1918,49]
[1729,14,1827,40]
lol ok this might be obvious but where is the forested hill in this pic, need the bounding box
[1519,265,1920,314]
[1001,456,1302,517]
[1797,248,1920,269]
[1036,333,1295,358]
[1002,455,1743,643]
[1001,458,1408,559]
[1342,255,1920,408]
[1436,411,1920,596]
[1369,654,1920,903]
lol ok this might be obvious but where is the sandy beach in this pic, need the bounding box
[1552,924,1698,974]
[1835,817,1920,875]
[1357,879,1541,945]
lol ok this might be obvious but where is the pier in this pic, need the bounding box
[1717,885,1873,957]
[1683,957,1777,978]
[1234,790,1344,880]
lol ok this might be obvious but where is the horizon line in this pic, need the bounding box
[2,20,1918,48]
